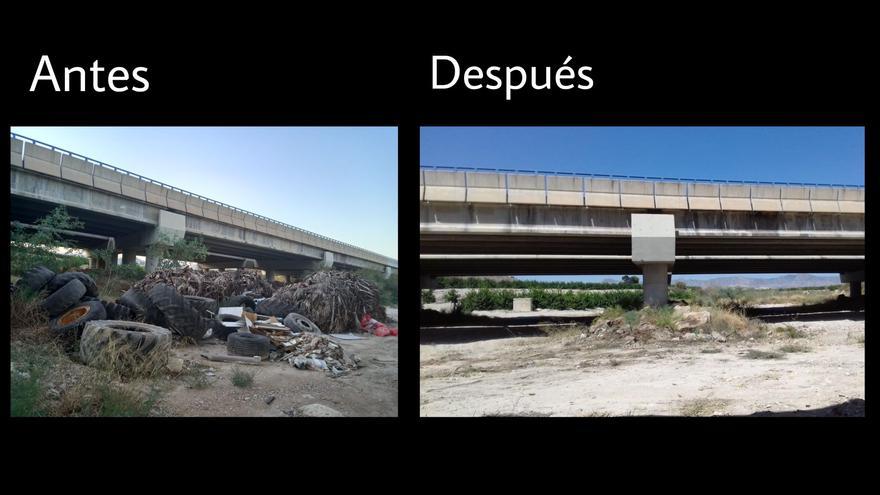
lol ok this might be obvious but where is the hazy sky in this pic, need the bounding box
[12,127,398,259]
[421,127,864,281]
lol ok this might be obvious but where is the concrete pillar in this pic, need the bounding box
[642,263,670,307]
[322,251,335,269]
[840,271,865,299]
[145,255,159,273]
[631,214,676,308]
[384,266,393,279]
[121,249,137,265]
[265,269,276,281]
[850,281,862,299]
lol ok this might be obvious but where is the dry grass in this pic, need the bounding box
[57,374,161,417]
[10,293,50,338]
[774,325,808,339]
[231,367,255,388]
[742,350,784,360]
[81,334,170,380]
[778,343,811,353]
[679,398,729,416]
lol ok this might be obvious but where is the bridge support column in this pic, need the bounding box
[322,251,334,269]
[642,263,671,307]
[265,269,276,282]
[384,266,393,279]
[631,214,676,308]
[841,270,865,299]
[121,249,138,265]
[145,255,159,273]
[420,275,437,289]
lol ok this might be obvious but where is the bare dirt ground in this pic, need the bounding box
[157,335,398,417]
[420,314,864,417]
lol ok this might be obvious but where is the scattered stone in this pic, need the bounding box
[683,332,698,341]
[711,331,727,343]
[166,357,184,373]
[676,311,710,331]
[299,403,344,417]
[265,395,276,405]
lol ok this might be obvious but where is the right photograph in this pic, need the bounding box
[419,126,865,417]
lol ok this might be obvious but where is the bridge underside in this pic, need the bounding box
[11,195,369,272]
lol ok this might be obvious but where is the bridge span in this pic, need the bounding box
[419,167,864,305]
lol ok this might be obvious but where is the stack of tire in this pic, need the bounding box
[116,283,215,340]
[16,266,110,339]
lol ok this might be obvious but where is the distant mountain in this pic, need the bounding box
[679,274,841,289]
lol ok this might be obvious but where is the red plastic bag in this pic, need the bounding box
[360,313,398,337]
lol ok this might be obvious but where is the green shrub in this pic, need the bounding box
[444,289,460,304]
[436,277,640,290]
[421,289,436,304]
[461,288,642,312]
[10,206,90,275]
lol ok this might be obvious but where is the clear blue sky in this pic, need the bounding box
[12,127,398,259]
[421,127,864,281]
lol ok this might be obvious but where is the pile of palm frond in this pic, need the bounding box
[133,267,273,300]
[267,271,385,332]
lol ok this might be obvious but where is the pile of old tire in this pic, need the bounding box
[254,297,295,318]
[222,294,256,311]
[21,267,108,337]
[146,284,213,339]
[227,332,270,359]
[80,320,172,369]
[283,312,322,334]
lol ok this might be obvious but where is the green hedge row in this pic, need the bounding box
[460,288,643,312]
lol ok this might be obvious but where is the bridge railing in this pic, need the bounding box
[10,133,397,268]
[420,166,864,214]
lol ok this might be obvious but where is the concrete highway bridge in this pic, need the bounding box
[419,167,864,305]
[10,134,398,281]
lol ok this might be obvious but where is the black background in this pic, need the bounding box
[4,25,874,460]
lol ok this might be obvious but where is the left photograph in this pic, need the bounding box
[10,127,398,417]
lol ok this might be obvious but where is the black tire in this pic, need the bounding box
[16,266,56,293]
[81,296,101,302]
[117,288,151,316]
[41,279,87,317]
[49,300,107,337]
[103,301,133,321]
[147,284,210,339]
[211,319,239,341]
[185,296,219,316]
[226,332,270,358]
[222,295,255,311]
[80,320,172,364]
[255,297,294,317]
[283,312,322,334]
[46,272,98,297]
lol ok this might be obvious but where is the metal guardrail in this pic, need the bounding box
[11,133,396,267]
[420,165,865,189]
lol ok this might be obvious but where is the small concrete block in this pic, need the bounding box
[93,176,122,194]
[547,190,584,206]
[687,196,721,210]
[424,186,467,202]
[809,200,839,213]
[751,198,783,211]
[654,195,689,209]
[620,194,655,209]
[838,201,864,213]
[585,192,621,208]
[513,298,533,311]
[508,188,546,205]
[61,167,94,186]
[631,213,676,264]
[720,197,752,211]
[781,199,811,212]
[467,187,507,203]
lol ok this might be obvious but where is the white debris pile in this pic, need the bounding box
[271,333,360,377]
